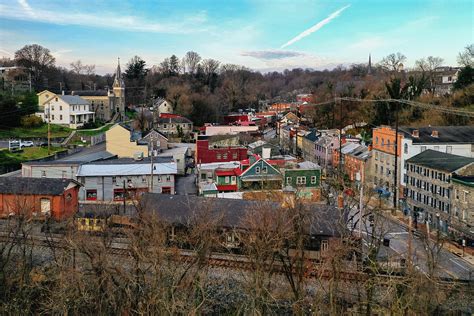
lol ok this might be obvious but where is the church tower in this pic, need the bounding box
[113,58,125,120]
[367,53,372,75]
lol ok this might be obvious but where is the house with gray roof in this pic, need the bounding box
[41,92,95,128]
[405,150,474,234]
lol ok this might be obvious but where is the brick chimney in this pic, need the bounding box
[431,130,439,138]
[412,129,419,138]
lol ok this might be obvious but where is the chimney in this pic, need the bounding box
[431,130,439,138]
[62,90,65,95]
[412,130,419,138]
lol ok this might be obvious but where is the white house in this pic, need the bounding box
[400,126,474,187]
[153,97,173,114]
[43,94,95,129]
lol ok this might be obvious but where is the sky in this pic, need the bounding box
[0,0,472,74]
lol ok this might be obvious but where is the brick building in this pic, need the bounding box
[195,136,248,164]
[0,177,81,220]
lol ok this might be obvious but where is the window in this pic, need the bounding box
[321,240,329,251]
[446,146,452,154]
[223,153,228,160]
[41,171,46,178]
[55,97,58,102]
[387,139,391,149]
[86,189,97,201]
[375,152,378,160]
[231,176,236,183]
[112,176,116,183]
[166,175,171,182]
[66,193,72,201]
[296,176,306,185]
[375,137,379,145]
[404,143,408,154]
[52,115,55,120]
[60,106,62,111]
[60,115,63,120]
[311,176,317,184]
[225,176,230,183]
[375,164,378,173]
[232,153,238,159]
[216,154,222,160]
[286,177,292,185]
[161,187,172,194]
[164,124,167,129]
[381,139,384,147]
[255,166,260,174]
[380,166,384,175]
[262,166,268,173]
[113,189,125,201]
[40,198,51,215]
[142,176,146,183]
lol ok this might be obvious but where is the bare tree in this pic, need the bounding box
[184,51,201,75]
[379,52,407,72]
[457,44,474,67]
[70,60,85,74]
[14,44,56,89]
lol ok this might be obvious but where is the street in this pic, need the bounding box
[175,173,197,195]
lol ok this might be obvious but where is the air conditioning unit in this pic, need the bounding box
[133,152,144,161]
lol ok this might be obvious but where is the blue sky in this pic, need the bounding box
[0,0,472,74]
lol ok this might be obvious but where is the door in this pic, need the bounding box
[40,198,51,215]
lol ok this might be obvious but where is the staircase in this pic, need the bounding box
[61,130,76,146]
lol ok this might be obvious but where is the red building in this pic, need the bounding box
[224,114,249,125]
[196,137,248,164]
[215,167,242,192]
[0,177,81,220]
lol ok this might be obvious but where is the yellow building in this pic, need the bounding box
[106,123,148,158]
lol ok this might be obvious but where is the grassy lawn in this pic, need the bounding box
[3,146,66,160]
[76,123,114,136]
[0,124,72,139]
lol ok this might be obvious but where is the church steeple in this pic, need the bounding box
[113,57,124,88]
[367,54,372,75]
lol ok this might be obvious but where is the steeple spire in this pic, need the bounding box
[368,53,372,75]
[113,57,123,88]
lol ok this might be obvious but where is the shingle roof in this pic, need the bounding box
[0,177,80,195]
[406,150,474,172]
[139,193,346,236]
[399,126,474,144]
[58,95,90,105]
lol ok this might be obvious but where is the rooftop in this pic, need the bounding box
[406,150,474,172]
[77,161,177,176]
[71,90,108,97]
[0,177,80,195]
[400,126,474,144]
[58,95,90,105]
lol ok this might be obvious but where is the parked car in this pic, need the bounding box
[38,141,48,147]
[20,141,34,148]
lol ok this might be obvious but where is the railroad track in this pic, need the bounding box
[0,232,470,287]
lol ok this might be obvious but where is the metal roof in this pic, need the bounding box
[406,150,474,172]
[77,162,177,176]
[400,126,474,144]
[58,95,90,105]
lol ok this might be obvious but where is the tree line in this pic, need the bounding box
[1,44,473,128]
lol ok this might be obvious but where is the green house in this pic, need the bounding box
[283,161,321,189]
[239,158,283,190]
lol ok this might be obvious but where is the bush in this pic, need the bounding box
[21,115,44,128]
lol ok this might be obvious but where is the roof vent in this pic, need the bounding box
[412,130,419,138]
[133,152,144,161]
[431,130,439,138]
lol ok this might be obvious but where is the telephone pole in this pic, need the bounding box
[393,101,399,210]
[150,136,155,192]
[47,106,51,155]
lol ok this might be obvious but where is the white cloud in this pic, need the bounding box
[51,49,73,59]
[241,50,306,60]
[349,36,386,51]
[1,1,208,34]
[281,4,351,48]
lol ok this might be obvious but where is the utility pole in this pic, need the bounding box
[123,180,126,215]
[47,106,51,155]
[358,178,364,239]
[393,101,399,210]
[150,136,155,192]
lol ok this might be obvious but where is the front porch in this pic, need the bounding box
[70,112,95,129]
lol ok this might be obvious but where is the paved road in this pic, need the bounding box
[57,143,109,161]
[175,173,197,195]
[349,204,473,280]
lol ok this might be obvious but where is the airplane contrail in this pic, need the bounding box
[281,4,351,48]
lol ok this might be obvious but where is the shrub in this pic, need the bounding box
[21,115,44,128]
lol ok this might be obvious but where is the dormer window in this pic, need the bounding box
[412,130,419,138]
[431,130,439,138]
